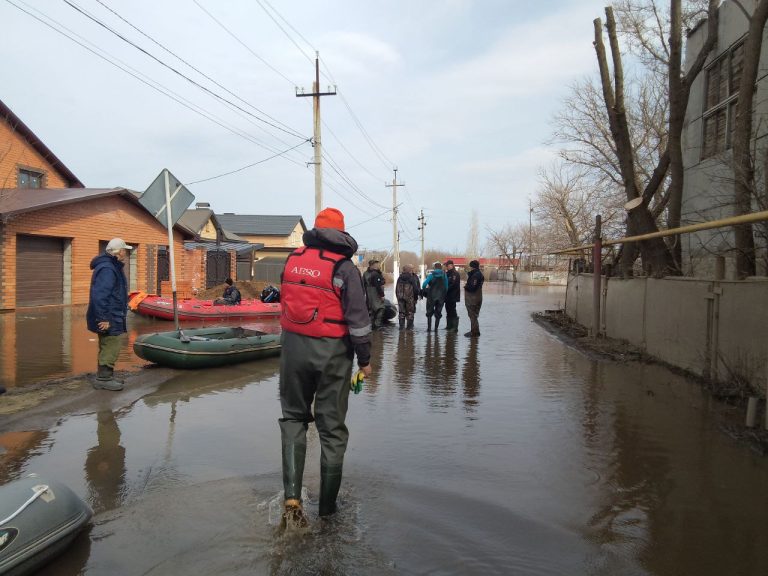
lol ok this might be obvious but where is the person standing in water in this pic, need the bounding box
[278,207,373,528]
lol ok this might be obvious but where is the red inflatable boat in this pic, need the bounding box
[128,291,281,322]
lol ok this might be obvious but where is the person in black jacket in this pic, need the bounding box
[363,260,386,328]
[214,277,241,305]
[87,238,132,391]
[395,264,421,330]
[464,260,484,337]
[444,260,461,332]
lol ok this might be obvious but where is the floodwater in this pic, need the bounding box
[2,283,768,575]
[0,306,278,389]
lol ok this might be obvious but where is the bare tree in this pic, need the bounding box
[535,163,624,250]
[466,210,479,260]
[486,223,527,263]
[592,2,718,276]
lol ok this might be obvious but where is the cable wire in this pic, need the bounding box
[187,139,310,185]
[92,0,304,139]
[191,0,297,88]
[62,0,307,140]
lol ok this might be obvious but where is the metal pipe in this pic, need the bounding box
[593,215,602,338]
[550,209,768,255]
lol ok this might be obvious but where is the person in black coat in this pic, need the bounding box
[464,260,484,337]
[87,238,132,391]
[214,277,241,305]
[444,260,461,332]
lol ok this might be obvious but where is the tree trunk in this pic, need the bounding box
[594,7,674,277]
[732,0,768,278]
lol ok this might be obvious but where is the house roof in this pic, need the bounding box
[215,214,306,236]
[0,99,84,188]
[177,208,213,235]
[0,187,128,220]
[0,187,193,238]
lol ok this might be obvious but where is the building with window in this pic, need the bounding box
[214,214,306,282]
[682,0,766,277]
[0,98,195,309]
[0,99,83,189]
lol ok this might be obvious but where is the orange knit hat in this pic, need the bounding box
[314,207,345,231]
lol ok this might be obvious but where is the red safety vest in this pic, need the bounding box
[280,246,348,338]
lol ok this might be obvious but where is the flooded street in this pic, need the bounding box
[2,283,768,575]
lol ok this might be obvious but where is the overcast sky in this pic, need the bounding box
[1,0,609,253]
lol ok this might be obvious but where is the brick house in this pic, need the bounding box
[0,99,195,309]
[215,214,305,283]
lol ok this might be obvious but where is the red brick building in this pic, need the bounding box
[0,99,196,310]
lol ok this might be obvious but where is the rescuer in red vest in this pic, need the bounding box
[278,207,373,529]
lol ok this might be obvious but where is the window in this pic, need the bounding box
[702,42,744,158]
[18,168,44,189]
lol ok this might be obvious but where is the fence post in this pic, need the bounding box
[592,215,602,338]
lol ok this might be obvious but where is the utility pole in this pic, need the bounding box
[296,51,336,216]
[385,168,404,299]
[418,209,427,282]
[528,198,533,271]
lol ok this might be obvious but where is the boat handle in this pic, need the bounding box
[0,484,50,526]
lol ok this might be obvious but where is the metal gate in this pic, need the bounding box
[157,247,169,293]
[16,235,64,306]
[206,250,230,288]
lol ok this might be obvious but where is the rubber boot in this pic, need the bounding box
[452,317,459,333]
[399,318,405,330]
[282,443,306,503]
[319,464,343,517]
[427,317,432,332]
[406,318,414,330]
[434,317,441,332]
[281,443,308,529]
[93,366,124,391]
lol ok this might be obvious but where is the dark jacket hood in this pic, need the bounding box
[303,228,359,258]
[90,253,121,270]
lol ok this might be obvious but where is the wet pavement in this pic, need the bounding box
[2,283,768,575]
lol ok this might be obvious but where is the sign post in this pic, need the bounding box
[139,169,194,331]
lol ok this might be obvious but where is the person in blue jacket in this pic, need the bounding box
[422,261,449,331]
[86,238,132,391]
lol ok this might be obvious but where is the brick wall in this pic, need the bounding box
[0,118,70,188]
[0,195,188,310]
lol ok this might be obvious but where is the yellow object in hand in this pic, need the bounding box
[350,370,365,394]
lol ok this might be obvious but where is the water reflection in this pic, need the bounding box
[0,305,282,389]
[461,337,481,417]
[393,331,415,397]
[84,410,127,514]
[423,333,456,409]
[0,429,49,484]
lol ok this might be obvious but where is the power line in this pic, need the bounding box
[92,0,305,140]
[347,207,394,229]
[254,0,314,65]
[187,139,311,185]
[6,0,310,172]
[62,0,307,140]
[192,0,297,88]
[237,1,400,207]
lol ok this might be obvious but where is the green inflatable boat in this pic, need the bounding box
[133,326,281,369]
[0,474,92,576]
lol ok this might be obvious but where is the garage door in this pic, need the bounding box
[16,235,64,306]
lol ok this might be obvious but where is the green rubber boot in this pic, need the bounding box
[282,443,306,502]
[319,464,343,517]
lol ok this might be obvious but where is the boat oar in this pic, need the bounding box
[178,329,191,344]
